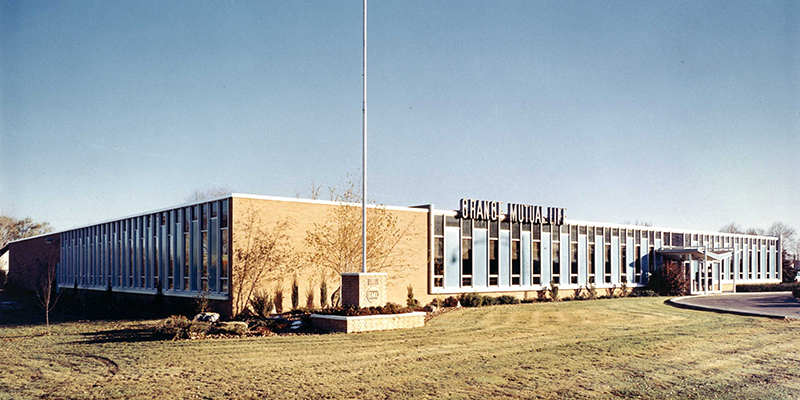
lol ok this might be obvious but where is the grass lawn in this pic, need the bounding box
[2,297,799,399]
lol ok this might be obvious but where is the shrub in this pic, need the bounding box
[587,283,598,300]
[320,274,328,309]
[250,290,273,319]
[458,293,483,307]
[315,302,415,317]
[619,281,629,298]
[154,315,210,340]
[0,269,6,289]
[195,282,211,314]
[482,296,500,306]
[497,295,520,305]
[291,275,300,310]
[442,296,459,308]
[274,283,284,314]
[306,282,315,310]
[549,280,559,301]
[793,288,800,299]
[210,321,248,337]
[407,285,421,308]
[648,261,689,296]
[330,286,341,308]
[536,290,548,302]
[573,287,587,301]
[736,283,800,293]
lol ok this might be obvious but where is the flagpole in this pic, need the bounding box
[361,0,368,274]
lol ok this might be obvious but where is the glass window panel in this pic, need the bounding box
[221,200,229,228]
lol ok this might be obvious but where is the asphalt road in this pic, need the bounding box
[670,292,800,320]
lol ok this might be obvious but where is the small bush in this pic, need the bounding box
[250,290,273,320]
[587,283,598,300]
[482,296,500,306]
[793,288,800,299]
[274,282,284,314]
[320,274,328,309]
[315,302,415,317]
[549,280,559,301]
[407,285,421,308]
[210,321,248,337]
[619,281,629,298]
[536,290,548,302]
[306,282,315,310]
[330,286,341,308]
[458,293,484,307]
[442,296,459,308]
[154,315,210,340]
[497,295,520,305]
[291,275,300,310]
[737,283,800,293]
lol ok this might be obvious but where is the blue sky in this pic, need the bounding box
[1,0,798,233]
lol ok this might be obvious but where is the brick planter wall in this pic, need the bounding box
[310,312,426,333]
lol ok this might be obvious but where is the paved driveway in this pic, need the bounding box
[669,292,800,320]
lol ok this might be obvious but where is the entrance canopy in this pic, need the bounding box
[657,247,732,261]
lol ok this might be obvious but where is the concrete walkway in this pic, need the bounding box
[668,292,800,320]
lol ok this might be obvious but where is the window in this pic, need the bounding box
[620,243,627,283]
[220,202,229,293]
[433,215,444,288]
[570,242,578,284]
[462,220,472,286]
[739,251,744,280]
[532,241,541,285]
[201,204,208,230]
[489,222,499,286]
[153,216,159,288]
[511,223,520,285]
[212,201,219,218]
[552,239,560,285]
[588,243,595,284]
[184,230,190,291]
[168,211,175,290]
[221,199,229,229]
[634,245,641,283]
[511,241,520,285]
[604,241,612,284]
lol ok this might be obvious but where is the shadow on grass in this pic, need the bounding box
[75,327,166,344]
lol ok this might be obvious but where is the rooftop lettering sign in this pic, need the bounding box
[460,198,566,225]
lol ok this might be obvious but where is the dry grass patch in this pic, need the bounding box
[1,298,799,399]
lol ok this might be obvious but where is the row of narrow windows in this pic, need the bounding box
[432,215,777,289]
[59,199,231,294]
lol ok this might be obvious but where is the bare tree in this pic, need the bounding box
[231,207,294,316]
[767,222,796,250]
[0,215,53,248]
[745,227,765,236]
[305,180,413,279]
[295,179,322,200]
[34,245,60,334]
[184,187,231,203]
[720,222,744,234]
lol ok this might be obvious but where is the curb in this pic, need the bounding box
[667,293,800,320]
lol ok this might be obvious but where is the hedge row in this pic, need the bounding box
[735,283,800,292]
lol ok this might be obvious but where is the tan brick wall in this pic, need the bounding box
[311,312,426,333]
[231,197,430,313]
